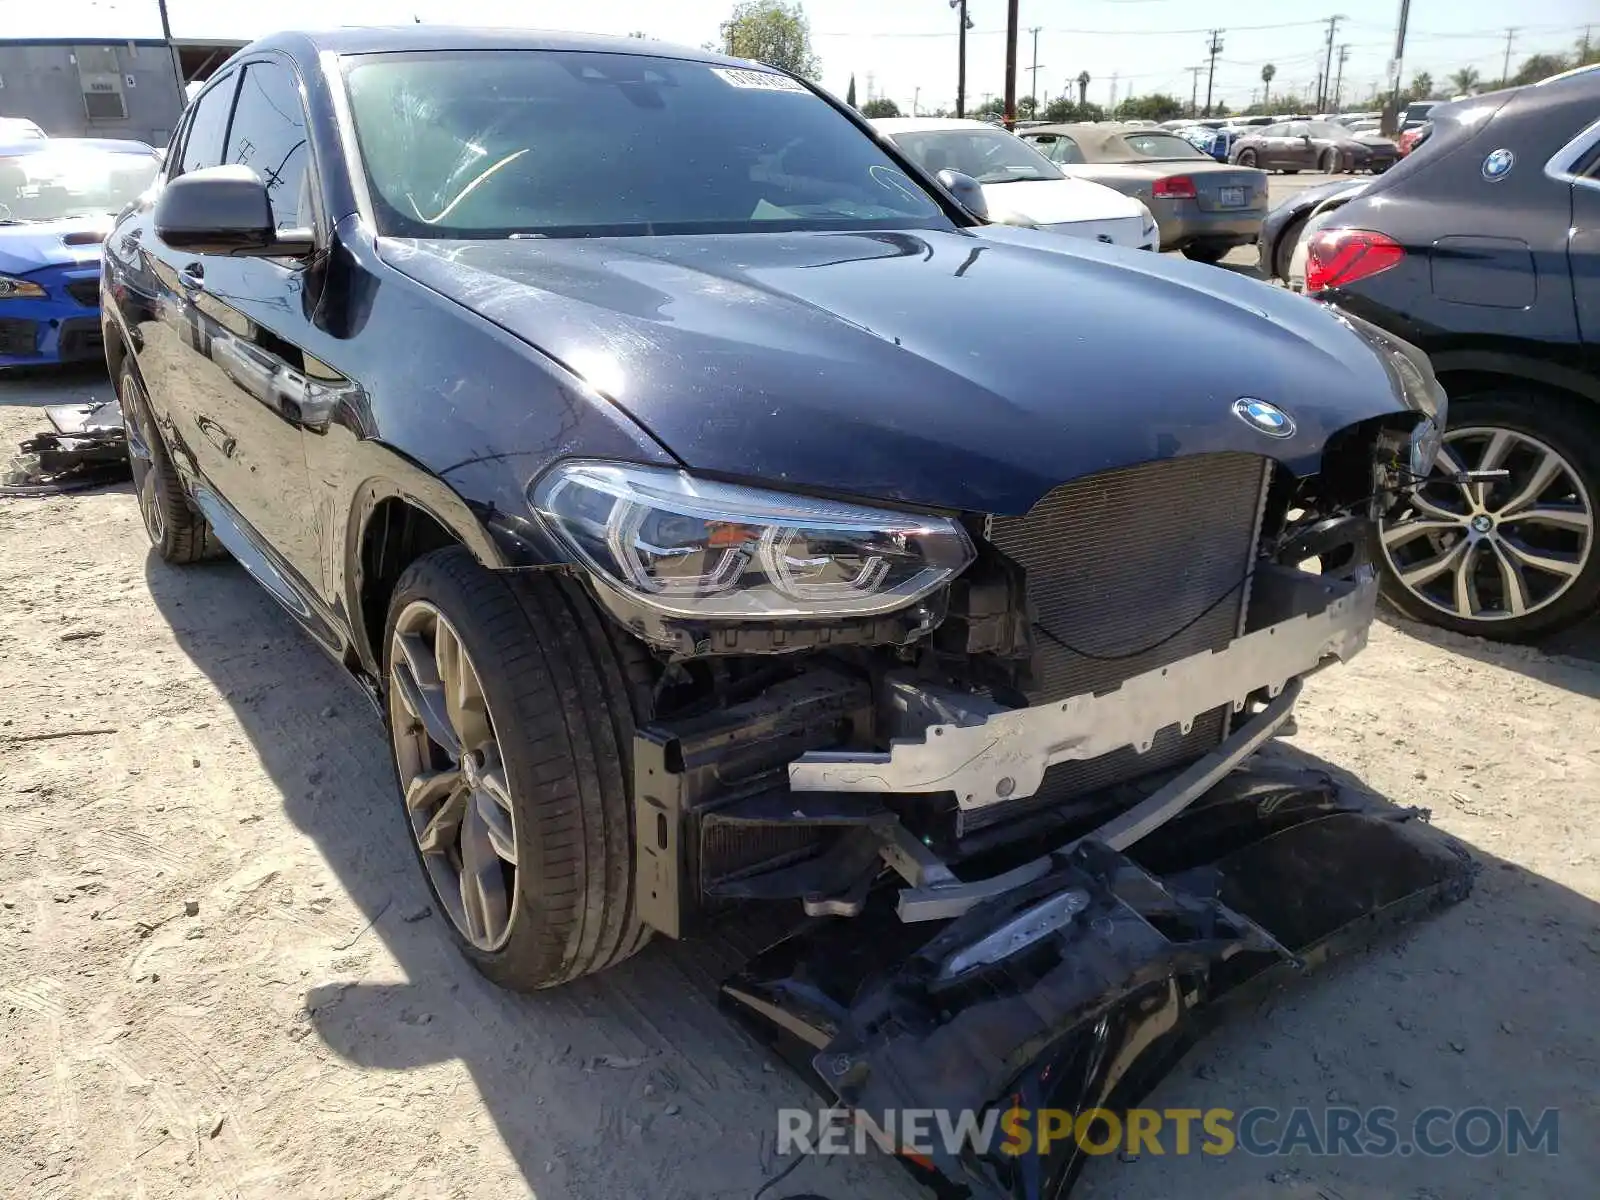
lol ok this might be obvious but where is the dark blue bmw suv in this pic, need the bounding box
[102,26,1443,1011]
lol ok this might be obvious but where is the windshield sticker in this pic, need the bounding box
[711,67,812,94]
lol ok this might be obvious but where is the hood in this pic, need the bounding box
[0,216,111,276]
[980,178,1144,226]
[378,226,1413,515]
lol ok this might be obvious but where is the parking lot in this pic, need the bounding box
[2,171,1597,1200]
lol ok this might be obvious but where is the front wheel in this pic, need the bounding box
[1236,149,1258,168]
[1376,394,1600,641]
[384,547,653,990]
[1273,213,1310,282]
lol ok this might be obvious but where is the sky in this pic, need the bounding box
[7,0,1596,112]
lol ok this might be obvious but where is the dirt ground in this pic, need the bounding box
[3,336,1598,1196]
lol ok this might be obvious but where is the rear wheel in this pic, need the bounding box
[1182,243,1229,264]
[384,547,654,990]
[1319,148,1340,173]
[118,362,222,563]
[1376,393,1600,641]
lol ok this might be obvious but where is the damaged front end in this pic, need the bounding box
[542,411,1468,1198]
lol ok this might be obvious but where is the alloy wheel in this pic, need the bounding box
[1379,425,1594,623]
[388,600,518,951]
[120,376,165,544]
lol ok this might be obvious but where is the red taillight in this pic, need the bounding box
[1152,175,1197,199]
[1305,228,1405,293]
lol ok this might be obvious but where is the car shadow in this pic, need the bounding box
[1378,607,1600,699]
[141,552,923,1200]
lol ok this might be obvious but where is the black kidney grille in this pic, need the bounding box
[979,453,1270,809]
[989,452,1270,705]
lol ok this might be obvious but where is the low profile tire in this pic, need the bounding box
[119,361,222,563]
[1376,393,1600,641]
[1319,148,1340,173]
[383,547,654,990]
[1236,149,1258,168]
[1273,212,1310,282]
[1372,161,1391,175]
[1182,243,1229,264]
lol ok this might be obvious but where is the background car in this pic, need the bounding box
[1175,124,1235,162]
[0,138,161,368]
[1397,123,1432,157]
[1303,69,1600,640]
[1019,123,1267,261]
[1257,177,1370,285]
[873,117,1158,249]
[0,117,48,142]
[1229,120,1387,174]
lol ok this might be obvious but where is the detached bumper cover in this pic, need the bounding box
[790,567,1377,815]
[724,764,1475,1200]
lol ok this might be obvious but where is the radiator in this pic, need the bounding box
[986,452,1272,810]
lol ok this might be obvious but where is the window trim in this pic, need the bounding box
[1544,113,1600,193]
[171,68,241,179]
[224,51,325,240]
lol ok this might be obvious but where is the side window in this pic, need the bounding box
[177,74,238,177]
[1050,136,1084,164]
[1290,123,1310,138]
[224,61,312,233]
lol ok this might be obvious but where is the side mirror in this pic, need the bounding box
[154,165,314,258]
[936,168,990,220]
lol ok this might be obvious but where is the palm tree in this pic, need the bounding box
[1449,66,1481,95]
[1261,63,1276,108]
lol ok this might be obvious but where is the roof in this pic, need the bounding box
[245,25,750,67]
[870,117,1014,134]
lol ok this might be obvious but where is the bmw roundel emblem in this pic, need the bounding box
[1233,397,1295,438]
[1482,148,1514,181]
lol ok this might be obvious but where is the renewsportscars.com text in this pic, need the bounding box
[778,1106,1560,1159]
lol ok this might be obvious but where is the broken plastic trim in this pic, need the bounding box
[788,566,1376,812]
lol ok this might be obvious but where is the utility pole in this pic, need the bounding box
[1333,44,1349,110]
[913,86,921,116]
[1203,29,1224,116]
[1077,70,1090,107]
[950,0,970,119]
[156,0,186,102]
[1501,27,1518,86]
[1003,0,1020,128]
[1189,65,1203,117]
[1388,0,1411,126]
[1318,15,1344,111]
[1109,72,1118,114]
[1027,25,1044,111]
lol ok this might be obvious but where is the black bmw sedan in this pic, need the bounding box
[103,27,1442,993]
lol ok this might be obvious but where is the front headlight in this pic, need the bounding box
[531,461,975,619]
[0,275,47,299]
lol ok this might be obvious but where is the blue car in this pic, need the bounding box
[0,139,161,368]
[1176,125,1235,162]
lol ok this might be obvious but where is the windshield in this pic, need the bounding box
[342,51,949,239]
[889,128,1062,184]
[1116,132,1209,161]
[0,145,159,223]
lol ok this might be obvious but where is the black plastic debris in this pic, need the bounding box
[2,400,129,496]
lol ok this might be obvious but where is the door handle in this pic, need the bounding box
[179,262,205,292]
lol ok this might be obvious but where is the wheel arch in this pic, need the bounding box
[1430,351,1600,413]
[345,467,508,678]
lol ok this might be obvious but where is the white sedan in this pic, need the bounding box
[872,117,1158,251]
